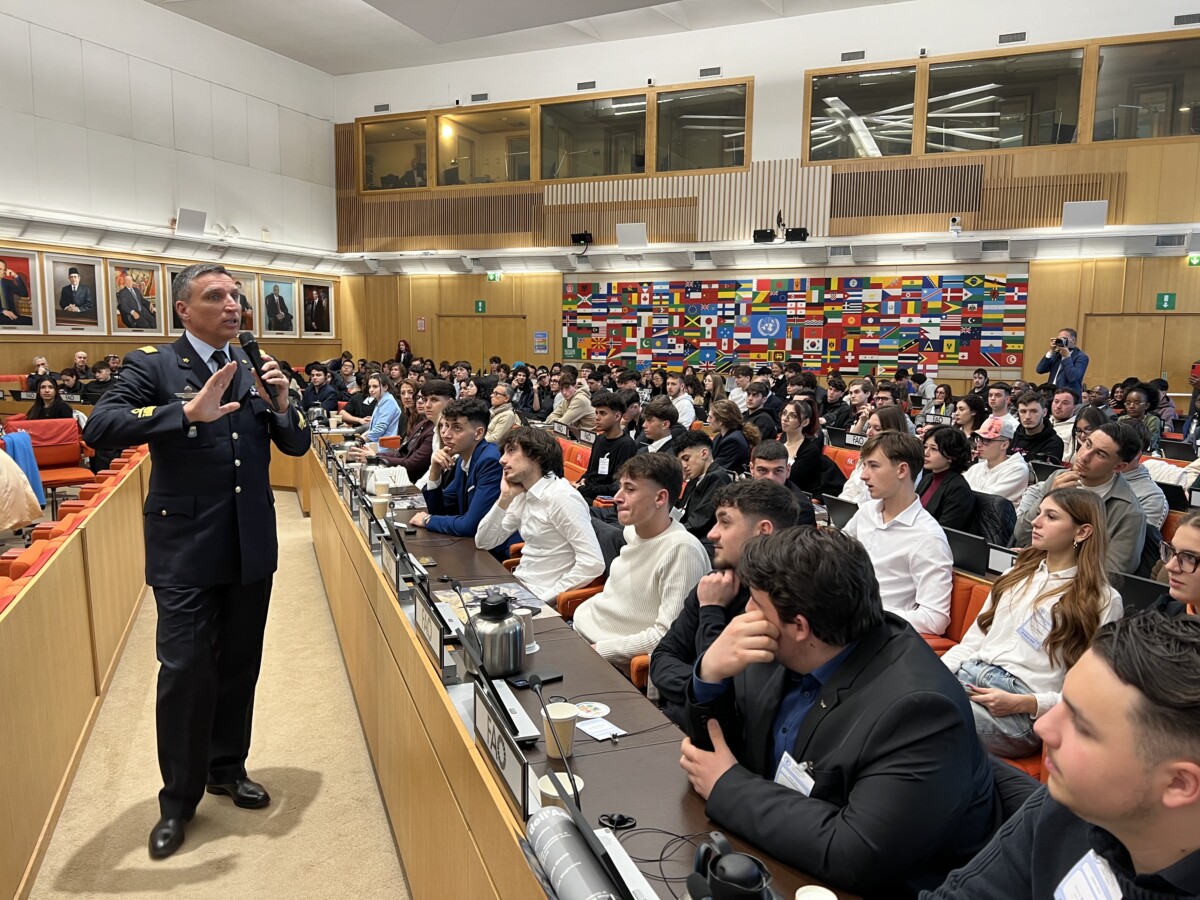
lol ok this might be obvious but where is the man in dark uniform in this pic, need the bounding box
[84,262,310,860]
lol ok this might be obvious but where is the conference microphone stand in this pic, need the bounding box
[528,673,582,810]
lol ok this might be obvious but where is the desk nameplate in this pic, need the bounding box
[474,687,534,821]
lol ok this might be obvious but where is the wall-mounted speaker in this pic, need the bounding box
[174,207,207,237]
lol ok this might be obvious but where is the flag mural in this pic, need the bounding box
[562,274,1027,376]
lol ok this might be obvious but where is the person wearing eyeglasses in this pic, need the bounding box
[485,382,518,443]
[964,417,1030,506]
[1158,513,1200,616]
[1117,382,1162,453]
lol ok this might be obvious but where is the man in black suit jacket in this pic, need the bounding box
[680,527,996,898]
[85,263,310,861]
[264,285,293,330]
[1,265,32,325]
[674,430,731,545]
[58,266,95,314]
[116,271,158,329]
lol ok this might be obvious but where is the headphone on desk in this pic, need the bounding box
[692,831,778,900]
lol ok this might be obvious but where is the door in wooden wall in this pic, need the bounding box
[435,315,527,371]
[1082,313,1200,390]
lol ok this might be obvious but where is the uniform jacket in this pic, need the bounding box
[83,336,311,587]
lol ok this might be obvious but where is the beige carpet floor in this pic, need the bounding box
[30,491,410,899]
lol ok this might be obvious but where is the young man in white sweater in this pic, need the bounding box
[573,452,711,670]
[964,416,1030,505]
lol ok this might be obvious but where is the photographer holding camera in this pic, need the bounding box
[1035,327,1089,396]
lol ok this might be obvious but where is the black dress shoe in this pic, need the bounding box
[206,778,271,809]
[149,817,187,859]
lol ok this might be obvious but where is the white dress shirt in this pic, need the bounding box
[728,387,748,413]
[672,393,696,428]
[843,496,954,635]
[474,474,604,600]
[942,562,1122,716]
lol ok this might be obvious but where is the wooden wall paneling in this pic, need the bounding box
[1156,315,1200,386]
[0,536,95,900]
[336,275,367,360]
[1133,257,1200,315]
[336,123,364,253]
[1154,143,1200,224]
[532,197,698,247]
[1024,261,1083,382]
[1120,257,1145,313]
[1090,258,1129,314]
[1121,144,1164,224]
[1082,314,1167,389]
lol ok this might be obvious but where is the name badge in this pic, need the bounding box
[773,751,815,796]
[845,431,867,447]
[1054,849,1123,900]
[598,455,610,476]
[926,413,954,426]
[1017,606,1053,650]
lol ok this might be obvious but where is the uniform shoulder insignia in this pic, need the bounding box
[137,346,159,354]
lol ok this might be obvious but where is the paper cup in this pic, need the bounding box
[538,772,584,810]
[374,479,390,497]
[369,495,389,515]
[514,607,537,654]
[541,702,579,759]
[794,887,838,900]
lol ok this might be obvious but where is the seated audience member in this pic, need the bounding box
[637,397,680,454]
[1049,387,1079,450]
[410,398,502,536]
[1013,422,1147,574]
[67,350,92,380]
[393,379,419,441]
[26,376,75,420]
[777,399,824,495]
[917,425,977,531]
[674,431,733,544]
[987,382,1019,431]
[727,365,753,412]
[924,612,1200,900]
[709,400,759,474]
[485,382,518,443]
[748,441,818,526]
[476,427,604,600]
[841,378,870,428]
[360,373,401,442]
[912,371,936,407]
[544,371,597,431]
[508,366,533,415]
[820,376,853,429]
[843,432,954,635]
[573,454,710,667]
[665,371,696,428]
[1109,382,1128,416]
[57,368,82,396]
[27,355,55,391]
[744,382,778,442]
[1085,383,1115,420]
[919,383,956,425]
[301,363,339,413]
[1116,420,1169,531]
[615,388,643,443]
[1148,377,1178,433]
[650,480,799,726]
[576,391,638,502]
[1119,381,1163,452]
[338,378,374,427]
[352,379,449,480]
[80,359,116,404]
[943,489,1121,756]
[682,527,996,896]
[700,372,727,418]
[953,392,990,440]
[1008,391,1065,463]
[837,405,910,506]
[964,417,1030,505]
[1158,512,1200,615]
[1063,404,1108,463]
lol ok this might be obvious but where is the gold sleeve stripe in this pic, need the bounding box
[137,346,159,354]
[296,410,307,429]
[131,406,157,418]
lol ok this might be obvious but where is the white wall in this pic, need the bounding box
[334,0,1190,161]
[0,0,338,252]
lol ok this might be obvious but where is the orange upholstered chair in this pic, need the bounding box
[378,435,402,450]
[823,445,860,480]
[921,572,993,656]
[1163,510,1184,543]
[3,416,96,516]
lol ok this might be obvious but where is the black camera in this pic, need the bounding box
[1052,338,1066,347]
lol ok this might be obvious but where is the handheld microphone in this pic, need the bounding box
[237,331,280,412]
[685,873,714,900]
[528,673,582,810]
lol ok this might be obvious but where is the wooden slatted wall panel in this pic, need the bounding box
[531,197,698,246]
[831,161,985,218]
[336,124,363,253]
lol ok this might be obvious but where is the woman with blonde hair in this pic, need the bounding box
[942,488,1122,756]
[708,399,760,474]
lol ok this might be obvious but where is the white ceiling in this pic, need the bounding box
[144,0,906,76]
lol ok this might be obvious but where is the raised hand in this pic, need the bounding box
[182,361,241,424]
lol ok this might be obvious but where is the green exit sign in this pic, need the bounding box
[474,299,486,313]
[486,271,502,281]
[1156,292,1177,311]
[1189,254,1200,267]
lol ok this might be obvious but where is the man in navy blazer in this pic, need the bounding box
[680,526,997,898]
[84,263,310,860]
[1035,327,1089,396]
[410,397,502,536]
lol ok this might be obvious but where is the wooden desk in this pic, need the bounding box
[310,447,848,898]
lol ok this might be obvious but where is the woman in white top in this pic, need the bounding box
[942,488,1122,756]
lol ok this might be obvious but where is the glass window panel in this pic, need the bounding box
[809,68,917,160]
[926,50,1083,153]
[435,108,531,185]
[656,83,748,171]
[540,96,647,179]
[362,118,428,190]
[1093,38,1200,141]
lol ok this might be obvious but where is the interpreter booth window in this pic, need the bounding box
[435,108,532,185]
[362,118,429,190]
[656,82,748,171]
[808,67,917,160]
[540,96,647,179]
[1093,38,1200,141]
[925,50,1083,152]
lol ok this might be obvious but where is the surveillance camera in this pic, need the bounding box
[949,216,963,235]
[920,47,928,57]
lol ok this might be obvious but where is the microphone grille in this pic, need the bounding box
[237,331,256,347]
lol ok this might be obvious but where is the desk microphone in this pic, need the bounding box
[528,673,582,810]
[237,331,280,412]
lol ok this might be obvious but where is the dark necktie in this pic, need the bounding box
[211,349,234,404]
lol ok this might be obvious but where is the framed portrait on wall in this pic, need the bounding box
[108,260,164,335]
[300,280,334,338]
[165,265,186,334]
[0,248,42,332]
[229,271,258,335]
[261,278,298,336]
[46,253,106,335]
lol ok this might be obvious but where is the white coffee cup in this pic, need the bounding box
[374,479,390,497]
[794,887,838,900]
[369,494,389,515]
[514,607,537,654]
[538,772,584,810]
[541,702,579,759]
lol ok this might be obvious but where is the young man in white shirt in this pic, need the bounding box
[843,432,954,636]
[475,426,604,601]
[665,371,696,428]
[637,397,679,455]
[964,416,1030,505]
[573,453,710,669]
[1049,387,1079,451]
[728,365,752,413]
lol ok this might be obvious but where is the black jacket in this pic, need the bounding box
[747,408,778,442]
[578,433,638,500]
[1008,425,1064,464]
[712,429,750,474]
[823,399,853,429]
[80,378,115,404]
[301,382,339,413]
[786,435,825,495]
[685,614,996,898]
[676,464,733,543]
[84,336,311,587]
[916,470,978,532]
